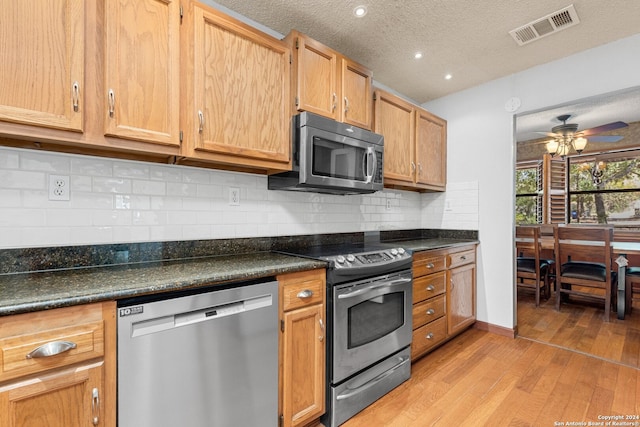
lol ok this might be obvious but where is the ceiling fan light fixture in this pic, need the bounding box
[573,136,587,153]
[546,140,559,155]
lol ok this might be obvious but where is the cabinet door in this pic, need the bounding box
[415,108,447,190]
[191,5,290,165]
[341,59,372,130]
[281,304,325,427]
[373,90,415,184]
[104,0,180,146]
[447,263,476,336]
[0,362,103,427]
[294,36,339,120]
[0,0,84,132]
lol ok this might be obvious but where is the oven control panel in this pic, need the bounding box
[330,248,410,269]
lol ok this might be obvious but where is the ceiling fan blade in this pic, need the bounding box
[578,121,628,136]
[585,135,624,143]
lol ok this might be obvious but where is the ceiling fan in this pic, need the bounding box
[538,114,628,157]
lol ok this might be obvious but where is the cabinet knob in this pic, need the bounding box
[198,110,205,133]
[108,89,115,118]
[426,308,435,315]
[297,289,313,298]
[319,318,325,342]
[72,81,80,112]
[426,333,434,340]
[426,263,435,269]
[26,340,77,359]
[92,387,100,426]
[426,285,435,292]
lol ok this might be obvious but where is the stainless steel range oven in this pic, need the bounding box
[284,243,413,426]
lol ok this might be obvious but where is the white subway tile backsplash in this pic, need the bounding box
[1,147,479,248]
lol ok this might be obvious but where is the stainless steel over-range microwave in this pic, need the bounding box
[268,112,384,195]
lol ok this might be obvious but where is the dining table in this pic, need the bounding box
[523,234,640,320]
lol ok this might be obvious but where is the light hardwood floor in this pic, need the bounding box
[342,293,640,426]
[517,286,640,369]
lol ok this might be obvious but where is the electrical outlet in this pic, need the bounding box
[386,199,392,210]
[229,187,240,206]
[49,175,70,201]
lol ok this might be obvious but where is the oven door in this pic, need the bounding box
[332,270,412,384]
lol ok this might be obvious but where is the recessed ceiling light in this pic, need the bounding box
[444,74,453,80]
[414,52,423,59]
[353,6,367,17]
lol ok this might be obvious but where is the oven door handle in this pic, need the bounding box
[337,277,411,299]
[335,355,410,400]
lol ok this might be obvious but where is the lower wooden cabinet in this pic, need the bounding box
[411,244,477,361]
[0,302,116,427]
[277,269,326,427]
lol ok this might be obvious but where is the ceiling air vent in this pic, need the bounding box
[509,4,580,46]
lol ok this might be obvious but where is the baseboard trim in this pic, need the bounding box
[473,321,517,338]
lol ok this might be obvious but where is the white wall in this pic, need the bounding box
[423,33,640,330]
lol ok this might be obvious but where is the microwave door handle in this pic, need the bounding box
[363,147,375,184]
[337,277,411,299]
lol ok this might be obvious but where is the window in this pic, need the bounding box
[515,163,539,225]
[568,150,640,225]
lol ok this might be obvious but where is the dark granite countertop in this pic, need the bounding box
[387,238,479,253]
[0,230,479,317]
[0,252,326,316]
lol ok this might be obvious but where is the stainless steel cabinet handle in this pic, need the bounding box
[108,89,115,118]
[319,318,325,342]
[426,308,435,315]
[426,263,435,269]
[332,93,337,111]
[344,96,349,113]
[26,340,77,359]
[91,387,100,426]
[426,285,435,291]
[426,333,434,340]
[297,289,313,298]
[418,163,423,175]
[72,81,80,112]
[198,110,204,133]
[411,161,416,172]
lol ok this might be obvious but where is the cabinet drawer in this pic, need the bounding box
[412,272,446,303]
[448,249,475,269]
[412,294,445,329]
[279,269,326,312]
[413,252,446,277]
[411,316,447,360]
[0,304,105,382]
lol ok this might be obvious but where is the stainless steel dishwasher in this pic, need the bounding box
[117,280,278,427]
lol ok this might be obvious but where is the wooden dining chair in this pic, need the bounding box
[554,225,616,321]
[516,225,551,307]
[626,268,640,313]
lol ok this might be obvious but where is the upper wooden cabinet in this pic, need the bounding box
[373,89,447,192]
[416,108,447,190]
[0,0,84,132]
[104,0,181,148]
[286,31,373,130]
[180,2,291,172]
[0,0,180,160]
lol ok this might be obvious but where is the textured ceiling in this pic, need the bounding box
[203,0,640,105]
